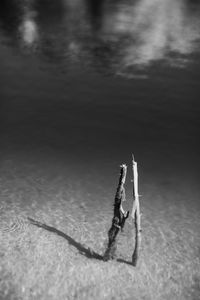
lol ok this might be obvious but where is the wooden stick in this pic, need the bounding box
[131,155,142,266]
[103,164,129,261]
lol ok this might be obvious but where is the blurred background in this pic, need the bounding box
[0,0,200,209]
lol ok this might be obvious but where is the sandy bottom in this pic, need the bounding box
[0,151,200,300]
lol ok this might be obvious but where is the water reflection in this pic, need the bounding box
[86,0,106,30]
[0,0,22,44]
[19,11,38,48]
[108,0,200,67]
[0,0,200,75]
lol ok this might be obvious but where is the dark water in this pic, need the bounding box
[0,0,200,206]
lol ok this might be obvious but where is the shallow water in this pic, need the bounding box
[0,0,200,208]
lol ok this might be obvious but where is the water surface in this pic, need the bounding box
[0,0,200,207]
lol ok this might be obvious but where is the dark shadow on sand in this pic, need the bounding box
[27,217,103,260]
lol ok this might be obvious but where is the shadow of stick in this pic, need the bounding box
[117,258,135,267]
[27,217,103,260]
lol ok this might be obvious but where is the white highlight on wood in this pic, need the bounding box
[131,154,141,266]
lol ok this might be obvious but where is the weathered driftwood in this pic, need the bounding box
[103,164,129,261]
[131,155,142,266]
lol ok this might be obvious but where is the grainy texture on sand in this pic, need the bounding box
[0,157,200,300]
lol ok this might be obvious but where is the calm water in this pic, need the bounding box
[0,0,200,205]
